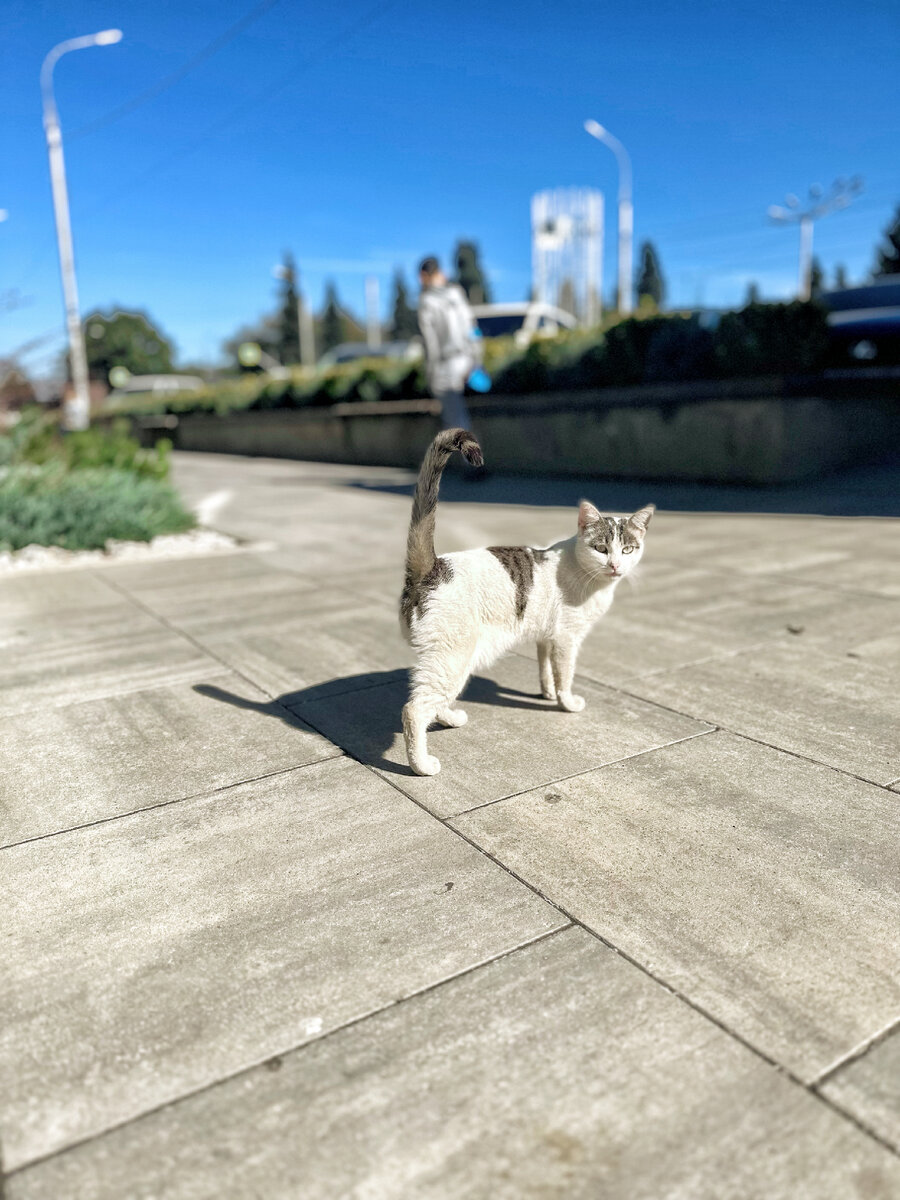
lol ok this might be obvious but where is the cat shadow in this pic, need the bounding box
[194,668,551,777]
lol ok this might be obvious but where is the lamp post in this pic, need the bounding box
[767,178,863,300]
[41,29,123,431]
[584,119,633,315]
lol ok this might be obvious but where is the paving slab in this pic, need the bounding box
[0,569,122,622]
[653,576,900,662]
[197,604,409,700]
[0,672,337,847]
[820,1028,900,1151]
[107,562,330,636]
[516,604,764,685]
[622,641,900,785]
[0,756,562,1171]
[0,617,223,717]
[784,554,900,598]
[452,732,900,1081]
[10,928,900,1200]
[291,652,712,818]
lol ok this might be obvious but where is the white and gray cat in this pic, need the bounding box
[399,428,654,776]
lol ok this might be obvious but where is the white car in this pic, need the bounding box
[105,374,206,405]
[471,302,579,346]
[317,341,423,368]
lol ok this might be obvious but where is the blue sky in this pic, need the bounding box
[2,0,898,373]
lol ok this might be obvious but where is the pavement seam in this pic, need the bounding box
[438,813,900,1162]
[811,1013,900,1089]
[96,570,330,741]
[5,924,572,1182]
[446,727,718,818]
[0,754,345,854]
[291,710,900,1163]
[580,672,900,795]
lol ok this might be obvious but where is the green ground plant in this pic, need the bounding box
[0,410,195,552]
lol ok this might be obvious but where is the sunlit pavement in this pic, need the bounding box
[2,450,899,1198]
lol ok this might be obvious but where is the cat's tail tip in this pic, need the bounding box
[445,427,484,468]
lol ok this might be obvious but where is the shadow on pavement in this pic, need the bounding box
[346,450,900,518]
[194,672,549,777]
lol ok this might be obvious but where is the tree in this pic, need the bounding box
[390,270,419,339]
[318,281,346,353]
[636,241,666,309]
[454,241,491,304]
[834,264,849,289]
[874,204,900,276]
[80,309,174,384]
[275,252,301,364]
[809,257,825,299]
[744,281,761,306]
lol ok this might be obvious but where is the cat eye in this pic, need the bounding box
[594,544,608,553]
[623,545,636,553]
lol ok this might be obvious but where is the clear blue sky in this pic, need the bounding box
[2,0,898,374]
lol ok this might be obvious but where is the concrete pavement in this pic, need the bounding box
[2,450,899,1198]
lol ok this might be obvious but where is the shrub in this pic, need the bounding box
[0,466,195,552]
[0,409,194,552]
[102,300,832,416]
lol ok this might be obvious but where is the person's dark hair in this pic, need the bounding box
[418,256,440,277]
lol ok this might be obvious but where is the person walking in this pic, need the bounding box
[417,255,480,431]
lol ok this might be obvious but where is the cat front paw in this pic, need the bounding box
[557,692,585,713]
[411,754,441,776]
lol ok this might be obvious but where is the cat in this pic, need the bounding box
[399,428,654,776]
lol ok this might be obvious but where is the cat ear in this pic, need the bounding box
[578,500,602,532]
[627,504,655,536]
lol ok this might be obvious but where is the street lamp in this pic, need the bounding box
[767,177,863,301]
[41,29,123,431]
[584,119,633,315]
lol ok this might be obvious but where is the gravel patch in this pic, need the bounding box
[0,528,242,576]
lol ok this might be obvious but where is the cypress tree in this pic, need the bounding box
[454,241,491,304]
[636,241,666,308]
[276,252,301,364]
[319,281,346,353]
[390,270,419,339]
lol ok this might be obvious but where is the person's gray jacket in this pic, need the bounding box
[418,283,479,394]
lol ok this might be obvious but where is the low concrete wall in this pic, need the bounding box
[136,376,899,485]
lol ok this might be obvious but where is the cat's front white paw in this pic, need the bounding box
[437,707,468,727]
[541,687,557,702]
[411,754,441,776]
[557,692,585,713]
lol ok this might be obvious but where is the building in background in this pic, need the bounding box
[531,188,604,327]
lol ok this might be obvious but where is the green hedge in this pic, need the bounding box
[108,300,831,417]
[0,411,195,552]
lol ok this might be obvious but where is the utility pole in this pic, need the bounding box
[768,178,863,300]
[584,120,633,315]
[41,30,123,431]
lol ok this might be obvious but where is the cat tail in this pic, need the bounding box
[405,428,483,583]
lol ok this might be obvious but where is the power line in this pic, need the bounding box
[76,0,401,216]
[68,0,284,141]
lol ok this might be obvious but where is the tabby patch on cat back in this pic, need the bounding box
[399,428,654,776]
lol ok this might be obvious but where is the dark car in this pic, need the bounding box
[823,278,900,365]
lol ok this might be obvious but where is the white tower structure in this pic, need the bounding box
[531,188,604,326]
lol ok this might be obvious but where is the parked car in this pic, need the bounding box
[105,374,206,406]
[822,278,900,365]
[317,341,422,368]
[470,302,579,346]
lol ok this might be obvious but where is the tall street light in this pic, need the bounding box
[584,119,633,315]
[767,177,863,301]
[41,29,123,431]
